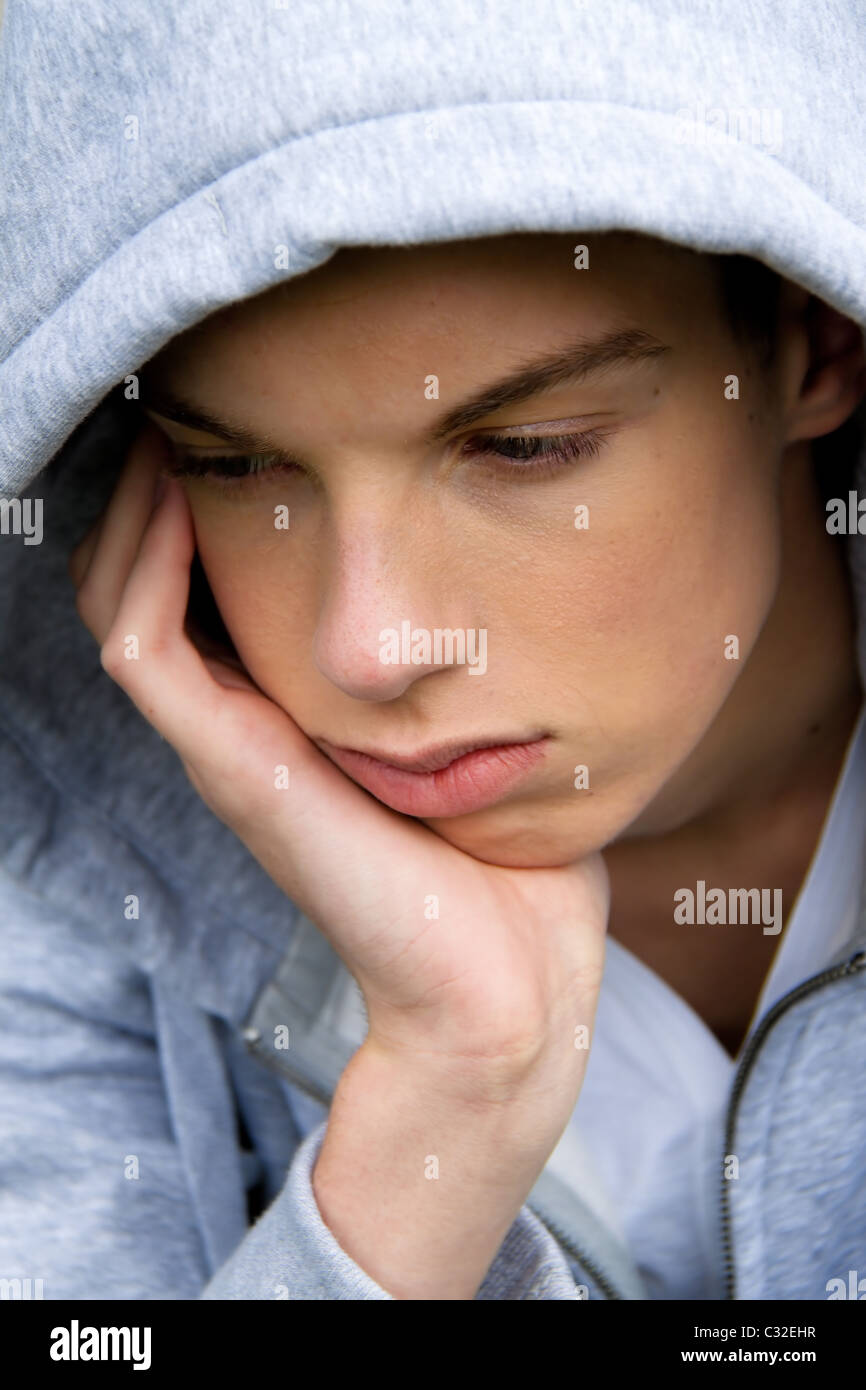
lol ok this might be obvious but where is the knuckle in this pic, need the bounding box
[146,631,173,664]
[98,633,125,680]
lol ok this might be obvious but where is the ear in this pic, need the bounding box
[783,290,866,444]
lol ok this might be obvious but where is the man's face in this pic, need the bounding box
[140,232,790,867]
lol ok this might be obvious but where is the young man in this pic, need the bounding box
[1,0,865,1302]
[67,230,866,1301]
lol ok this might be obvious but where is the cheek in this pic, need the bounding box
[190,511,314,681]
[503,431,782,771]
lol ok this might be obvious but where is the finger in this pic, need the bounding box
[97,477,298,779]
[68,511,107,588]
[73,421,171,643]
[97,476,373,846]
[98,474,225,757]
[199,655,263,693]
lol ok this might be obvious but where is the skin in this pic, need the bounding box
[134,231,864,1052]
[68,230,866,1297]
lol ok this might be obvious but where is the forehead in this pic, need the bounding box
[145,231,712,378]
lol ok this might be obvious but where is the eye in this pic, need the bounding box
[161,426,611,491]
[459,429,609,479]
[162,448,300,490]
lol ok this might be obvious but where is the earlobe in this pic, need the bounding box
[785,297,866,444]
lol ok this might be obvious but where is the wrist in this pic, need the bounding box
[317,1035,581,1213]
[312,1039,570,1299]
[361,1009,589,1119]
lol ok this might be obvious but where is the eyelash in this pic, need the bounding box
[163,428,609,490]
[460,429,607,478]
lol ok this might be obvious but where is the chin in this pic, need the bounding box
[423,814,596,870]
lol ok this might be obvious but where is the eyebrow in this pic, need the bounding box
[137,328,670,452]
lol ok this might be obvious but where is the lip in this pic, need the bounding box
[317,734,550,817]
[322,733,539,774]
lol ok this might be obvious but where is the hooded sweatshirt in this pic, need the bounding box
[1,0,865,1302]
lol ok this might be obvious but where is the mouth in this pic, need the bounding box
[315,732,551,817]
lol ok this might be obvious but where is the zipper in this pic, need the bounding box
[525,1204,626,1299]
[719,947,866,1300]
[240,1026,337,1108]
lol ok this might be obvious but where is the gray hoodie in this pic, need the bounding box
[0,0,865,1300]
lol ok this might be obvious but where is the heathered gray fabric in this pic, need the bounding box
[0,0,864,1300]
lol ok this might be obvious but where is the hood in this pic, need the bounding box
[1,0,865,1031]
[1,0,866,497]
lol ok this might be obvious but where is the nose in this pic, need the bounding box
[311,525,458,701]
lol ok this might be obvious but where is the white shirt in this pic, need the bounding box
[285,704,866,1299]
[554,701,866,1298]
